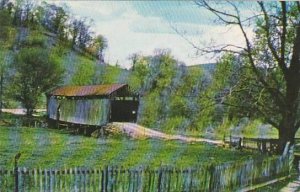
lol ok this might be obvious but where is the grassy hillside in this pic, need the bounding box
[1,29,128,109]
[43,32,129,86]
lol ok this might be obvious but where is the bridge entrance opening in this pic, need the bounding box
[110,100,139,122]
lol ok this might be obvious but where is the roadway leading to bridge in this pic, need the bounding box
[112,122,223,145]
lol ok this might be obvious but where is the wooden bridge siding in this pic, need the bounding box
[47,97,110,126]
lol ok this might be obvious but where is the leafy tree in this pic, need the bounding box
[21,0,36,27]
[175,66,205,131]
[101,65,123,84]
[70,17,94,49]
[11,33,64,115]
[208,55,238,118]
[196,1,300,152]
[0,8,16,115]
[0,49,7,115]
[129,51,206,131]
[71,57,95,85]
[128,55,150,93]
[10,0,37,27]
[0,9,13,41]
[39,2,69,40]
[139,91,161,127]
[87,34,108,63]
[129,52,177,127]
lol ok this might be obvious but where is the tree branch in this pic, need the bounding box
[195,1,239,25]
[193,1,286,111]
[258,2,285,71]
[297,2,300,13]
[289,23,300,71]
[280,2,287,71]
[232,2,286,112]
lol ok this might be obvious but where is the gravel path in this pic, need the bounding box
[112,122,223,145]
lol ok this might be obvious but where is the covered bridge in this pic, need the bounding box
[46,84,139,127]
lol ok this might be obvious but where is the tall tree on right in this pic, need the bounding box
[195,1,300,153]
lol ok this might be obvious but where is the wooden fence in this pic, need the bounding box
[224,136,300,154]
[0,154,291,192]
[224,136,281,153]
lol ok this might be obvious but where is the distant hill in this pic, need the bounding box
[188,63,216,83]
[189,63,216,73]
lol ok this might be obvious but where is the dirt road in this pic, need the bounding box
[112,122,223,145]
[2,109,46,115]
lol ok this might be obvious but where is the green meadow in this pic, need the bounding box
[0,123,260,170]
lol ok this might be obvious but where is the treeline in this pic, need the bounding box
[0,0,107,59]
[127,51,263,135]
[127,50,236,133]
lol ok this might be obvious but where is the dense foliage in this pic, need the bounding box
[128,51,219,132]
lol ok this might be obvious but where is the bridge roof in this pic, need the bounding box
[47,84,128,97]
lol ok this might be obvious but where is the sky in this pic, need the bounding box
[46,1,256,68]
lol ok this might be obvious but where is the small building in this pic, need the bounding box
[46,84,139,126]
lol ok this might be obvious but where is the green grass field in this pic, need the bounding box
[0,113,266,170]
[0,125,262,170]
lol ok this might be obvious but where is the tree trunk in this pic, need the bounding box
[277,71,300,154]
[0,69,3,116]
[278,119,296,154]
[26,108,33,116]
